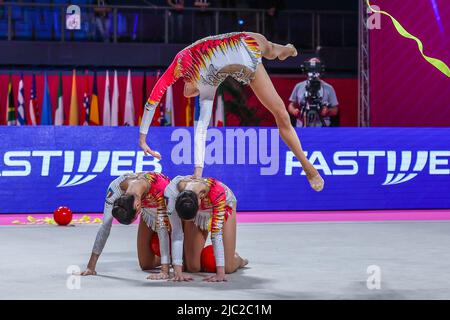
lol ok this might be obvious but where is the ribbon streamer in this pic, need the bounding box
[367,0,450,77]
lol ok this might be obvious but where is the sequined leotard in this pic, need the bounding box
[139,32,262,168]
[92,172,172,264]
[164,175,237,268]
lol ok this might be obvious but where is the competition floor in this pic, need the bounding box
[1,210,450,300]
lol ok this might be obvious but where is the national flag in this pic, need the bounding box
[139,71,147,126]
[153,70,162,126]
[40,73,53,125]
[164,85,174,126]
[123,69,135,126]
[6,74,16,126]
[83,71,90,126]
[17,74,26,125]
[215,86,225,127]
[111,70,119,126]
[193,96,200,127]
[185,97,192,127]
[28,74,38,125]
[55,72,64,125]
[69,69,79,125]
[89,71,100,125]
[103,70,111,126]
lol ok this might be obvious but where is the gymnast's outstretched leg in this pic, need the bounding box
[245,32,297,61]
[250,63,324,191]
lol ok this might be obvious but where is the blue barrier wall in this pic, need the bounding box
[0,127,449,213]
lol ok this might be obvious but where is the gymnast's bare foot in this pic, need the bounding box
[236,252,249,268]
[279,44,298,60]
[307,174,324,192]
[240,258,249,268]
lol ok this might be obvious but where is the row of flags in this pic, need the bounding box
[4,70,226,127]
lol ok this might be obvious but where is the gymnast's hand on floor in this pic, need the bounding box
[171,272,194,282]
[79,268,97,276]
[147,272,170,280]
[203,274,227,282]
[139,139,162,160]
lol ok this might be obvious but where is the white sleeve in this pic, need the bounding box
[164,176,184,266]
[92,201,114,255]
[194,98,214,168]
[168,210,184,266]
[139,102,157,135]
[92,178,124,255]
[211,231,225,267]
[157,224,171,265]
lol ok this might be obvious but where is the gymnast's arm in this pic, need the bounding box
[193,97,214,178]
[152,203,171,279]
[207,193,227,281]
[79,197,116,276]
[139,59,180,159]
[139,101,162,160]
[164,178,193,281]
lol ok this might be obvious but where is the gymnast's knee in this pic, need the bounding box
[273,107,292,128]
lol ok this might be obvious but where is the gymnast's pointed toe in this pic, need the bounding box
[308,174,324,192]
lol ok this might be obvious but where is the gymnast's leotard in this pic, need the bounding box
[164,175,237,268]
[92,172,172,264]
[139,32,262,168]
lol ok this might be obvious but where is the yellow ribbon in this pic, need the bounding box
[367,0,450,77]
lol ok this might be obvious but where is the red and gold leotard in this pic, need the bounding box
[139,32,262,169]
[199,178,234,235]
[140,172,171,231]
[164,175,237,267]
[92,172,172,264]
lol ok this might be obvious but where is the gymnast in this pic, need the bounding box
[138,32,324,192]
[79,172,172,280]
[161,175,247,282]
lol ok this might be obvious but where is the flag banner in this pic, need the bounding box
[111,70,119,126]
[40,73,53,125]
[215,88,225,127]
[6,75,16,126]
[193,96,200,127]
[123,70,135,126]
[69,70,79,125]
[55,73,64,126]
[0,127,448,213]
[89,71,100,125]
[83,71,90,126]
[103,70,111,126]
[140,71,147,126]
[153,70,162,126]
[28,74,38,125]
[17,75,26,126]
[185,97,192,127]
[164,85,174,126]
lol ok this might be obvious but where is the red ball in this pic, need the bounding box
[53,206,73,226]
[150,233,160,257]
[201,245,216,273]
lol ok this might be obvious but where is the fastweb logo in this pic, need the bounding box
[0,148,448,187]
[0,150,161,187]
[285,150,450,185]
[382,151,430,186]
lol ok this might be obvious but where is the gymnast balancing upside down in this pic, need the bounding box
[79,172,173,280]
[163,175,247,282]
[138,31,324,192]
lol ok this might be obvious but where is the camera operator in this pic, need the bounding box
[287,58,339,127]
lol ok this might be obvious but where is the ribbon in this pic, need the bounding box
[367,0,450,77]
